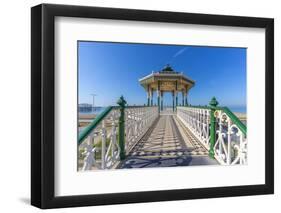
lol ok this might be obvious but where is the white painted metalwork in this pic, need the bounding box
[125,107,159,153]
[177,106,247,165]
[79,106,159,171]
[79,108,120,171]
[177,107,210,149]
[79,103,246,170]
[214,110,247,165]
[161,107,174,115]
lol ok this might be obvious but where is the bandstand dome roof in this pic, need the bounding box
[139,65,195,92]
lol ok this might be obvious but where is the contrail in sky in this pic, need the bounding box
[173,47,189,58]
[157,46,190,70]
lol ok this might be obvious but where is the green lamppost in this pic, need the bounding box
[117,96,127,160]
[185,96,188,106]
[209,97,218,158]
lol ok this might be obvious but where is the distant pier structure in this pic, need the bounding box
[139,65,195,112]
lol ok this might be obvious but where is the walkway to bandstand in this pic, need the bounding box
[119,109,218,168]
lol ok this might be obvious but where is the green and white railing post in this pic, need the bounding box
[176,97,247,165]
[78,96,159,171]
[209,97,219,159]
[117,96,126,160]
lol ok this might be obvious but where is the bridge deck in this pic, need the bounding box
[119,114,218,169]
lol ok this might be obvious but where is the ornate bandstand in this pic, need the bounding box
[139,65,195,112]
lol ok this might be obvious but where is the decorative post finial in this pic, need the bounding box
[117,95,127,107]
[209,97,219,108]
[209,97,219,159]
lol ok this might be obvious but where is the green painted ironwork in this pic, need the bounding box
[209,97,219,158]
[117,96,127,160]
[78,106,113,145]
[162,64,174,72]
[126,105,150,108]
[179,97,247,157]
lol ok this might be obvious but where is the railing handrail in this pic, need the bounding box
[78,106,114,145]
[126,105,157,108]
[177,105,247,136]
[178,105,211,110]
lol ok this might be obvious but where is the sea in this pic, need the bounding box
[228,106,247,114]
[78,106,246,115]
[79,107,106,115]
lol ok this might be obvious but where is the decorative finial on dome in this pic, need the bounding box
[162,64,174,72]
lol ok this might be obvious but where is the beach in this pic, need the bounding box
[234,112,247,125]
[79,114,96,129]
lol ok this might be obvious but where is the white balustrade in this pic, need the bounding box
[125,106,159,152]
[79,106,159,171]
[79,103,246,169]
[214,110,247,165]
[177,107,210,149]
[177,106,247,165]
[79,108,120,171]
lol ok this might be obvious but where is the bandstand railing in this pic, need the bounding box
[125,106,159,153]
[78,96,159,171]
[176,97,247,165]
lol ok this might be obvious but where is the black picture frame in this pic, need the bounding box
[31,3,274,209]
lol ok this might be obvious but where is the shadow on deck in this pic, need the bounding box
[119,155,217,169]
[118,114,218,169]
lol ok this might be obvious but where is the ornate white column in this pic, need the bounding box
[147,85,150,106]
[175,81,178,108]
[172,91,175,112]
[150,88,153,106]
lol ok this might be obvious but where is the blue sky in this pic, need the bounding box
[78,41,246,108]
